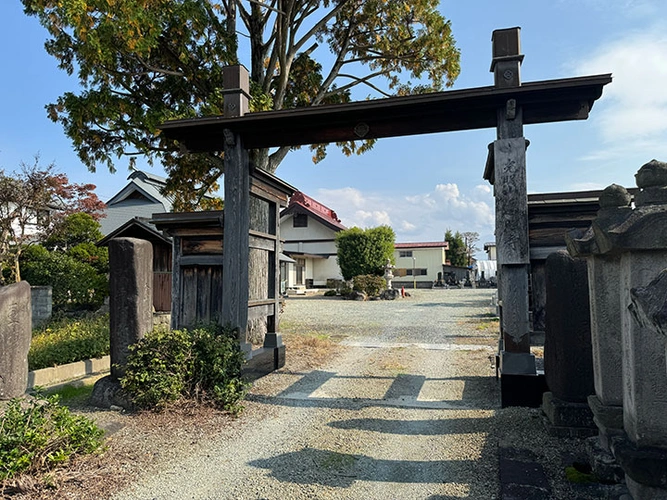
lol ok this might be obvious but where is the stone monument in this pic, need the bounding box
[0,281,31,400]
[91,238,153,409]
[541,250,596,437]
[594,160,667,499]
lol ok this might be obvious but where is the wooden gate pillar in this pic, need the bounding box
[222,127,252,354]
[221,64,252,353]
[491,28,539,405]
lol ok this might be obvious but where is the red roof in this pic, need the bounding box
[285,192,347,231]
[395,242,449,249]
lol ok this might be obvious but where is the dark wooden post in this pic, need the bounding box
[491,28,536,386]
[222,65,252,355]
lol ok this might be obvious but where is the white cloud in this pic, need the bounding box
[574,24,667,159]
[314,183,495,245]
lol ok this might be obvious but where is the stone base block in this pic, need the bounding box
[626,475,667,500]
[542,392,597,437]
[242,345,286,382]
[501,372,547,408]
[90,375,134,410]
[588,395,624,451]
[611,434,667,497]
[586,436,624,483]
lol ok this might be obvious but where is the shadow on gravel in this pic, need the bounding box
[327,416,493,435]
[248,443,496,496]
[247,371,498,411]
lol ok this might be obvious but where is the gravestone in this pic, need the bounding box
[566,184,632,451]
[91,238,153,408]
[542,250,596,437]
[0,281,31,400]
[597,160,667,500]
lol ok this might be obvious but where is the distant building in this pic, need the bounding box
[392,242,449,289]
[99,171,173,236]
[483,242,497,260]
[280,192,347,289]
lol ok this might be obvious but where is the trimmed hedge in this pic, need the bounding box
[353,274,386,297]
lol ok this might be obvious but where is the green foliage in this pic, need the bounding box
[336,225,395,281]
[23,0,460,201]
[565,465,596,484]
[21,248,108,311]
[121,324,248,413]
[0,159,105,284]
[189,325,249,414]
[353,275,387,297]
[0,393,104,481]
[44,213,104,251]
[120,327,193,410]
[29,314,110,370]
[323,289,338,297]
[445,229,466,267]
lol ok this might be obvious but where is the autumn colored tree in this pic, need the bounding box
[0,157,106,284]
[23,0,460,206]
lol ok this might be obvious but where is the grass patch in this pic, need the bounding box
[565,465,596,484]
[475,319,500,332]
[283,332,339,370]
[379,360,407,373]
[29,314,110,371]
[47,384,94,404]
[319,451,357,470]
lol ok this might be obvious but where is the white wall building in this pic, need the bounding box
[280,192,346,289]
[392,242,449,288]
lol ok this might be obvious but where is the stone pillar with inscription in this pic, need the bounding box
[490,28,539,407]
[594,160,667,500]
[566,184,631,453]
[91,237,153,409]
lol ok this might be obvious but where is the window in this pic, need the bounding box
[293,213,308,227]
[406,268,428,276]
[399,250,413,258]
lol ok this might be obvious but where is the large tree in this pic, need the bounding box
[23,0,460,206]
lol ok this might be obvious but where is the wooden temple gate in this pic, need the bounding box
[160,27,611,405]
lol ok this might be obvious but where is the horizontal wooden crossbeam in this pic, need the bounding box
[160,74,611,151]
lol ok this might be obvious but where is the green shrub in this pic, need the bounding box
[29,314,110,370]
[323,289,337,297]
[189,325,249,413]
[121,324,248,414]
[0,393,104,480]
[353,274,386,297]
[21,248,108,311]
[121,327,192,410]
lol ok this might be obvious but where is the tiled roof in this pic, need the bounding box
[281,191,347,231]
[395,242,449,249]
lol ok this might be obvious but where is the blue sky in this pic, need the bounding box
[1,1,666,252]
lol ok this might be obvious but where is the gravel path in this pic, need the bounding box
[113,289,502,500]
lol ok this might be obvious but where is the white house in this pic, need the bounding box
[392,242,449,289]
[483,241,497,260]
[99,170,173,236]
[280,192,346,289]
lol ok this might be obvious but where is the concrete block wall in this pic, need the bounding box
[31,286,52,326]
